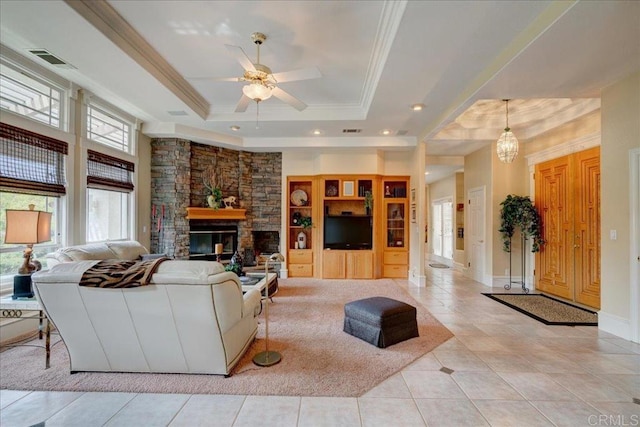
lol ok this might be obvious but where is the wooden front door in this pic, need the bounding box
[535,147,601,308]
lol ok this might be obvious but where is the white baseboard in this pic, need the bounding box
[491,275,534,291]
[453,262,464,272]
[279,268,288,279]
[598,311,631,340]
[409,274,426,287]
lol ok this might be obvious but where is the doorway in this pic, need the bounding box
[468,187,486,284]
[535,147,601,308]
[431,198,453,263]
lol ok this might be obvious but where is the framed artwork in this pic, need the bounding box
[411,188,416,203]
[410,203,417,223]
[343,180,355,197]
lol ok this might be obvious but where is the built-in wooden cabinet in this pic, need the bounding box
[285,174,409,279]
[288,249,313,277]
[382,177,409,278]
[322,250,374,279]
[286,177,315,277]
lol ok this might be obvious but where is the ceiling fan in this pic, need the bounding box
[218,32,321,113]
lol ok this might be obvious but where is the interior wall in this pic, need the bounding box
[136,132,151,250]
[600,71,640,338]
[408,143,426,285]
[524,110,601,154]
[491,145,529,283]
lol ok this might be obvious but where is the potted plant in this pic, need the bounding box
[364,191,373,216]
[203,165,223,209]
[300,216,312,229]
[499,194,544,252]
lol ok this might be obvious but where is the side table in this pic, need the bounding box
[0,296,51,369]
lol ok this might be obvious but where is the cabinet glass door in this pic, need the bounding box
[386,202,406,248]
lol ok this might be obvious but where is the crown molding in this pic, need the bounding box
[525,132,600,166]
[65,0,210,120]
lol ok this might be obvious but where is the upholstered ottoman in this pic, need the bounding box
[343,297,419,348]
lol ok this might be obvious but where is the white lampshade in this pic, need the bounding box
[496,128,519,164]
[5,206,52,244]
[242,82,272,102]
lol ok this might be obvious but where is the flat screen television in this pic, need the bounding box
[323,215,373,250]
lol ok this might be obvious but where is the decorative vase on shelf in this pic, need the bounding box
[297,231,307,249]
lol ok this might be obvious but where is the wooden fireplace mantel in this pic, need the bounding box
[186,207,247,220]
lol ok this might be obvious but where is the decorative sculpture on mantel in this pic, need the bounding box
[223,196,236,209]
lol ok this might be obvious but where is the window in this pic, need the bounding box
[0,192,60,291]
[85,149,134,242]
[87,103,132,153]
[0,59,64,129]
[86,188,129,242]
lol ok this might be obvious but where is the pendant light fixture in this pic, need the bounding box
[496,99,519,163]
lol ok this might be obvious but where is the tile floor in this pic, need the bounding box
[1,268,638,426]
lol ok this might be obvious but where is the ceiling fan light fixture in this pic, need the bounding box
[243,82,272,102]
[496,99,519,163]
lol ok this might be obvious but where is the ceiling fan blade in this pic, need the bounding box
[235,95,252,113]
[225,44,256,72]
[272,86,307,111]
[271,67,322,83]
[188,76,241,82]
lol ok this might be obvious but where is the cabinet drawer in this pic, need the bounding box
[383,251,408,265]
[383,264,407,278]
[288,250,313,264]
[289,263,313,277]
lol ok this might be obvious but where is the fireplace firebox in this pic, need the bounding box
[189,225,237,261]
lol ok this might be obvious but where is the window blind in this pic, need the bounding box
[87,149,134,192]
[0,122,67,195]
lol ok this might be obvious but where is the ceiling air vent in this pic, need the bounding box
[28,49,76,69]
[342,129,362,134]
[167,110,188,116]
[397,130,408,136]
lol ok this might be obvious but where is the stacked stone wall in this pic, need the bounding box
[150,140,282,257]
[150,138,191,258]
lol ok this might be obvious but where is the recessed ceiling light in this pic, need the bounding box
[424,171,430,175]
[312,129,323,135]
[411,104,425,111]
[380,129,392,136]
[230,125,240,131]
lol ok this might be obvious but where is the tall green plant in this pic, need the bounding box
[499,194,544,253]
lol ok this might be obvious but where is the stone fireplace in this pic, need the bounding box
[150,139,282,260]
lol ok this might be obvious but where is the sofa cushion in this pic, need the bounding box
[106,241,149,260]
[45,241,149,268]
[61,244,115,261]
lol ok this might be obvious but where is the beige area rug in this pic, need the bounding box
[0,279,452,397]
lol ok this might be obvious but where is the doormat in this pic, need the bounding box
[482,293,597,326]
[429,263,450,269]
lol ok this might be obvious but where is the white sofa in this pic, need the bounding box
[32,257,261,376]
[45,241,151,268]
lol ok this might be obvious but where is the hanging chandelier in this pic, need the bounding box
[496,99,519,163]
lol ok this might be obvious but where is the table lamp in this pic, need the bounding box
[4,204,52,298]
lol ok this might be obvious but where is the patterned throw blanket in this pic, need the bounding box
[79,257,169,288]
